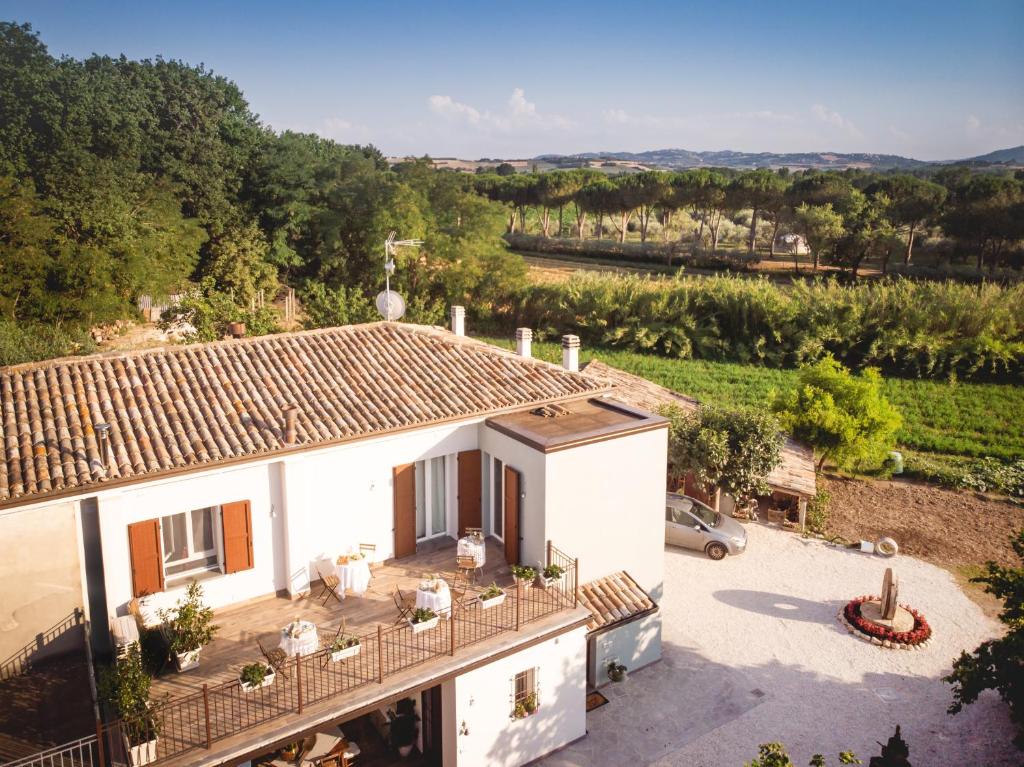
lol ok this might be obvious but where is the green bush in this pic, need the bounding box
[0,320,95,366]
[805,488,832,534]
[502,273,1024,382]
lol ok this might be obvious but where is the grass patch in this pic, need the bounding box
[478,336,1024,464]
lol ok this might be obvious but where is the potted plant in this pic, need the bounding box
[280,742,301,761]
[99,646,159,766]
[510,565,537,586]
[238,662,276,692]
[389,697,419,757]
[607,661,627,683]
[328,634,361,662]
[479,582,506,609]
[159,582,219,672]
[513,692,539,719]
[409,607,439,634]
[540,564,565,589]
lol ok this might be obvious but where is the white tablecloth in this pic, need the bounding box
[334,558,371,597]
[457,536,486,567]
[416,582,451,614]
[279,620,319,656]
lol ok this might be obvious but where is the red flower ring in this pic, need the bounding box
[843,595,932,646]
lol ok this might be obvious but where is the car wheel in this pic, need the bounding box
[706,542,728,560]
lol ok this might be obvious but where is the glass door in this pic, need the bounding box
[415,456,448,541]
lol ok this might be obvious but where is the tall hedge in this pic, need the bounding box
[503,274,1024,381]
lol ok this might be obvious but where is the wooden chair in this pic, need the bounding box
[358,542,376,559]
[447,576,468,610]
[463,527,483,539]
[257,637,291,680]
[316,564,343,606]
[456,554,480,584]
[392,587,415,624]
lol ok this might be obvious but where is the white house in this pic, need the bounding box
[0,313,667,767]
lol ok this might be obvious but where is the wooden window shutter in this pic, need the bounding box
[221,500,254,574]
[127,519,164,597]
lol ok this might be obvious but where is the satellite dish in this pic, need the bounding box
[376,290,407,321]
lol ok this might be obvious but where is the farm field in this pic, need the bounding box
[478,336,1024,466]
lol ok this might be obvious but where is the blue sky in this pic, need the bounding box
[6,0,1023,159]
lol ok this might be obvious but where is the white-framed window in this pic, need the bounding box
[415,456,448,540]
[511,667,539,719]
[491,456,504,541]
[161,506,222,583]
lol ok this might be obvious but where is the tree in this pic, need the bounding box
[577,178,618,240]
[300,281,375,328]
[792,203,844,272]
[732,169,788,255]
[618,171,670,243]
[945,529,1024,747]
[661,404,784,502]
[494,162,515,176]
[773,356,901,471]
[941,175,1024,271]
[201,221,278,306]
[866,175,946,265]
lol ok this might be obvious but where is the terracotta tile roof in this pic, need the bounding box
[578,571,657,632]
[581,359,816,497]
[0,323,604,506]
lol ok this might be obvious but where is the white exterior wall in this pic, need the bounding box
[478,425,548,568]
[588,612,662,687]
[451,626,587,767]
[543,427,668,599]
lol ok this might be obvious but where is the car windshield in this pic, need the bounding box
[669,498,720,528]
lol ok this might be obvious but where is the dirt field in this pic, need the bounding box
[823,474,1022,569]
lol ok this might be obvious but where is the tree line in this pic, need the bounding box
[0,23,525,362]
[474,164,1024,275]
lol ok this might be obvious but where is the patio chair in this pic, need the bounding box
[316,564,343,606]
[456,554,480,584]
[257,637,291,680]
[358,542,376,560]
[392,587,415,624]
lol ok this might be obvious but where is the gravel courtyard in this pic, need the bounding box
[542,523,1017,767]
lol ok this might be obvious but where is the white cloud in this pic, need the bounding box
[810,104,863,139]
[966,114,982,130]
[599,108,795,131]
[888,125,911,142]
[427,88,572,133]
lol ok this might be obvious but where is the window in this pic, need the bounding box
[415,456,449,540]
[161,506,221,582]
[492,458,504,539]
[511,668,539,719]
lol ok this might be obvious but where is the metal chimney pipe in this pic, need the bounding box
[561,334,580,373]
[515,328,533,358]
[450,305,466,336]
[95,423,112,473]
[283,407,298,445]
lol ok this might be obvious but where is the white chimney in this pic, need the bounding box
[515,328,533,358]
[561,334,580,372]
[450,305,465,336]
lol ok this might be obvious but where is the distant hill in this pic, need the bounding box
[531,146,1024,171]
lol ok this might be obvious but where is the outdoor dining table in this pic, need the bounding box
[457,535,486,567]
[416,578,451,615]
[267,730,360,767]
[334,554,372,598]
[279,619,319,657]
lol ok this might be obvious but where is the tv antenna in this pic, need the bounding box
[375,231,422,321]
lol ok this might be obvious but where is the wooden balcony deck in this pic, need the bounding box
[150,536,510,703]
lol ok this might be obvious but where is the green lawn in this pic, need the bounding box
[478,336,1024,464]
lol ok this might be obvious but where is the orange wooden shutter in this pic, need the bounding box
[127,519,164,597]
[221,501,254,574]
[393,464,417,559]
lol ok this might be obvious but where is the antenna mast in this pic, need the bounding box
[379,231,422,321]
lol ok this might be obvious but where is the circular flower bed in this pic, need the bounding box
[838,595,932,649]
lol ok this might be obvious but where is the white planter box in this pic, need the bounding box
[173,648,201,672]
[540,576,560,590]
[123,735,158,766]
[239,667,276,692]
[480,591,506,609]
[329,643,361,662]
[409,616,439,634]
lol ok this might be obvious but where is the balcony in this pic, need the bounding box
[85,539,581,767]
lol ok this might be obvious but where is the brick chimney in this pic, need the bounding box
[450,305,466,336]
[283,407,299,445]
[561,334,580,373]
[515,328,533,358]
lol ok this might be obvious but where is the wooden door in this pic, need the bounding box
[457,450,482,536]
[503,466,521,565]
[393,463,417,559]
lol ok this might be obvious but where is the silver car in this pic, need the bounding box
[665,492,747,560]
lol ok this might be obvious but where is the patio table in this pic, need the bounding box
[416,579,451,615]
[279,619,319,657]
[334,556,371,598]
[457,535,486,567]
